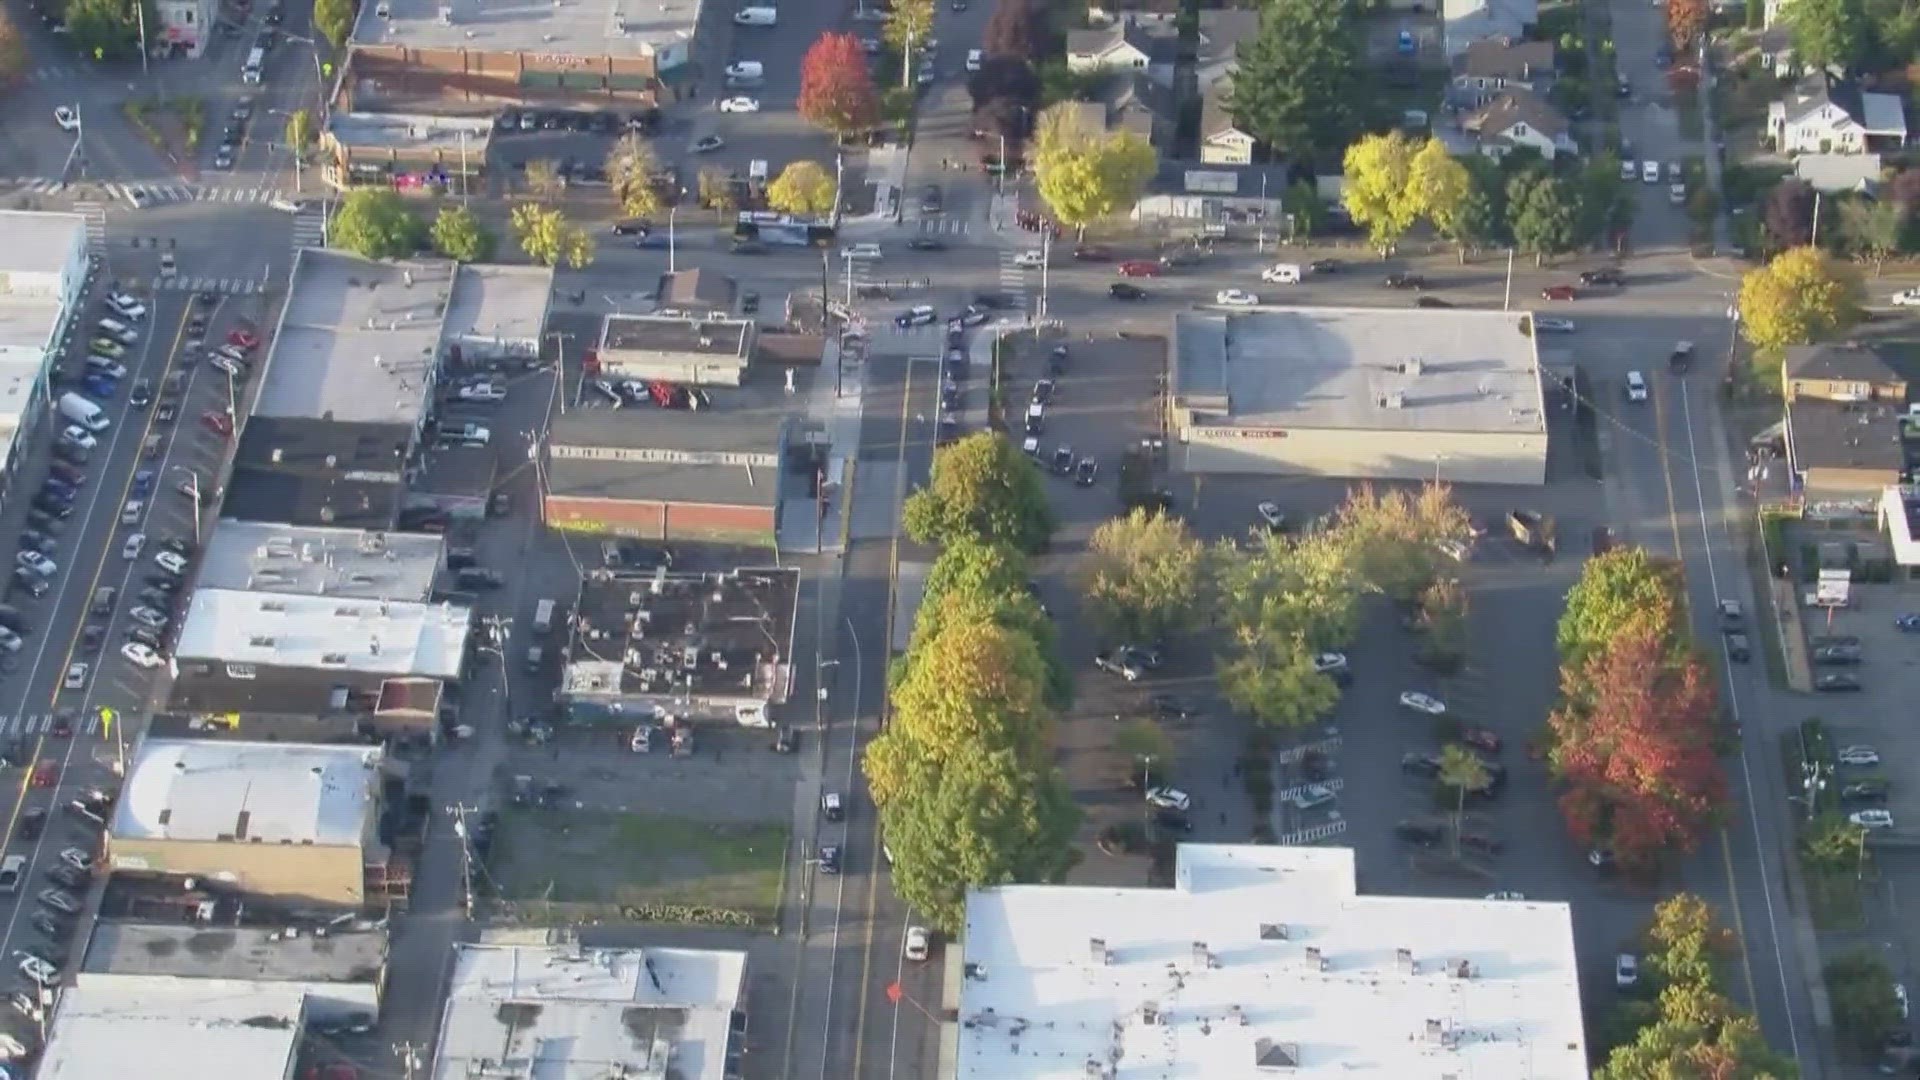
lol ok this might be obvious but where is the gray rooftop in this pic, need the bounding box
[351,0,700,62]
[1173,308,1547,435]
[83,923,388,984]
[197,520,446,601]
[259,250,452,426]
[546,376,793,508]
[326,111,493,154]
[564,567,799,701]
[601,314,752,358]
[444,262,551,356]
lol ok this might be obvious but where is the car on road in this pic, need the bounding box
[456,382,506,403]
[1625,370,1648,402]
[121,640,162,669]
[1117,260,1162,278]
[0,856,25,896]
[1541,284,1578,301]
[1839,745,1882,766]
[62,663,87,690]
[1899,983,1911,1020]
[1074,458,1097,486]
[821,791,845,822]
[1215,289,1258,306]
[1851,809,1895,830]
[121,533,145,561]
[1394,820,1443,847]
[894,305,937,329]
[1898,613,1920,632]
[60,426,97,450]
[1398,690,1445,715]
[965,47,983,71]
[1109,282,1148,300]
[905,925,930,962]
[1287,783,1337,810]
[840,243,881,262]
[717,96,759,112]
[53,106,79,131]
[1894,288,1920,307]
[1010,250,1046,269]
[214,143,235,169]
[818,844,841,874]
[1817,673,1863,692]
[1580,267,1623,287]
[1384,272,1427,290]
[1485,890,1525,901]
[1535,316,1575,333]
[1145,787,1191,811]
[1619,158,1637,181]
[1616,954,1640,988]
[1151,695,1195,721]
[905,237,945,251]
[1642,160,1661,183]
[693,134,725,152]
[954,306,990,328]
[129,378,152,407]
[1094,649,1143,681]
[1256,501,1287,532]
[15,551,54,577]
[1072,245,1111,261]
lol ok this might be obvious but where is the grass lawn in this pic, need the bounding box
[489,808,788,923]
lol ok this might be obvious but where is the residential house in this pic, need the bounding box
[1794,152,1881,193]
[1450,37,1555,108]
[1066,21,1154,73]
[1131,161,1287,226]
[1186,10,1261,88]
[1768,72,1908,154]
[1756,26,1797,78]
[1085,0,1182,25]
[1443,0,1537,58]
[1198,79,1256,164]
[1461,88,1576,160]
[1780,342,1909,505]
[1783,342,1905,404]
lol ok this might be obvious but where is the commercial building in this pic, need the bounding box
[199,520,447,600]
[954,844,1587,1079]
[232,250,453,529]
[108,740,392,908]
[432,944,748,1080]
[38,974,379,1080]
[1782,342,1910,510]
[442,262,550,365]
[1170,308,1549,485]
[84,921,388,989]
[544,378,797,545]
[0,212,88,502]
[592,314,754,387]
[561,566,799,725]
[654,269,740,319]
[321,111,493,188]
[344,0,697,114]
[153,0,214,56]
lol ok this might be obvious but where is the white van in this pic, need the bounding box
[733,6,776,25]
[840,242,881,261]
[58,392,108,431]
[533,598,556,635]
[1261,263,1302,284]
[242,46,264,83]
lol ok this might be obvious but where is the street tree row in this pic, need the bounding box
[868,433,1075,933]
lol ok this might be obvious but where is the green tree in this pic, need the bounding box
[314,0,355,49]
[1417,576,1469,673]
[1080,509,1209,642]
[1341,131,1422,254]
[902,432,1055,554]
[1218,632,1342,729]
[329,189,423,260]
[429,205,494,262]
[1785,0,1872,73]
[1556,547,1686,667]
[510,202,593,268]
[66,0,147,59]
[524,158,564,201]
[284,108,313,157]
[1597,1006,1798,1079]
[1216,529,1361,655]
[1329,482,1468,603]
[1227,0,1362,156]
[1826,949,1903,1050]
[1577,153,1635,248]
[766,160,837,216]
[0,11,25,81]
[1113,718,1172,789]
[1508,173,1579,265]
[1644,892,1731,988]
[1738,245,1865,355]
[884,0,935,55]
[697,167,739,214]
[1801,812,1869,872]
[1410,140,1491,260]
[1837,196,1907,272]
[1284,180,1326,239]
[1437,744,1489,855]
[1032,104,1158,234]
[606,134,663,219]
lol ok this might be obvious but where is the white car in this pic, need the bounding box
[1615,953,1640,988]
[154,550,189,576]
[1900,983,1911,1019]
[904,925,930,962]
[1892,288,1920,307]
[15,551,54,577]
[456,382,507,403]
[62,663,87,690]
[1838,745,1881,766]
[1619,159,1636,181]
[0,627,20,654]
[121,641,163,668]
[1312,652,1349,674]
[1535,316,1575,333]
[122,532,145,560]
[1850,809,1895,830]
[723,61,762,80]
[1625,370,1648,402]
[1011,250,1045,268]
[107,293,146,320]
[61,426,97,450]
[1256,501,1286,531]
[1668,182,1686,206]
[1214,289,1258,307]
[1145,786,1192,811]
[128,606,168,630]
[1485,890,1526,901]
[1288,783,1337,810]
[841,243,882,261]
[1399,690,1446,715]
[1641,160,1661,184]
[718,96,760,113]
[966,48,983,71]
[53,106,79,132]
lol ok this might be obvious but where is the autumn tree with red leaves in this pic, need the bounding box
[798,32,880,138]
[1549,627,1728,871]
[1665,0,1708,48]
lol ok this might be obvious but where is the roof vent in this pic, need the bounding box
[1258,922,1289,940]
[1303,945,1326,971]
[1449,958,1474,979]
[1254,1038,1299,1070]
[1140,1002,1161,1026]
[1089,938,1109,965]
[1191,941,1217,969]
[1403,357,1424,376]
[1396,947,1416,975]
[1424,1019,1460,1048]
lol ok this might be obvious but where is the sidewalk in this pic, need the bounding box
[775,340,865,555]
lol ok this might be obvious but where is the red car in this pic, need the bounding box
[226,326,260,351]
[1457,726,1502,754]
[201,409,233,438]
[1118,260,1162,278]
[1540,284,1578,301]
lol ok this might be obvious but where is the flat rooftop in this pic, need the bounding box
[958,844,1588,1080]
[563,567,799,701]
[198,521,445,601]
[327,111,493,154]
[84,923,388,984]
[112,739,384,847]
[1173,308,1547,435]
[546,379,793,508]
[0,210,86,277]
[601,314,752,358]
[433,944,746,1080]
[174,588,472,678]
[1787,396,1906,472]
[351,0,700,61]
[259,250,452,425]
[444,262,551,354]
[39,977,311,1080]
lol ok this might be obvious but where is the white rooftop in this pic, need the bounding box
[257,249,451,425]
[352,0,698,62]
[112,739,383,847]
[174,588,472,678]
[39,976,311,1080]
[0,210,87,278]
[433,945,747,1080]
[198,521,446,601]
[443,262,552,356]
[958,844,1588,1080]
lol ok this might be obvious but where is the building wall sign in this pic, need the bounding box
[553,444,780,467]
[1197,427,1290,440]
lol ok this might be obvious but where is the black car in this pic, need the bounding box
[971,293,1012,310]
[24,512,60,535]
[1075,458,1098,486]
[16,808,44,841]
[456,568,504,590]
[1395,820,1444,847]
[18,531,54,555]
[1817,673,1863,692]
[28,912,64,940]
[1155,809,1194,833]
[126,626,162,650]
[46,863,86,890]
[1150,696,1194,720]
[30,494,71,518]
[10,571,47,599]
[144,574,181,594]
[1109,282,1148,300]
[920,184,942,213]
[1308,258,1341,273]
[162,536,194,557]
[772,727,797,753]
[1840,780,1889,804]
[137,587,172,609]
[818,844,842,874]
[1579,267,1623,287]
[1400,751,1442,778]
[79,625,103,654]
[1384,272,1428,290]
[1051,446,1074,475]
[1813,644,1863,665]
[1415,296,1453,308]
[611,220,650,236]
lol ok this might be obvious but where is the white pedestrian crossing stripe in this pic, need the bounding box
[0,713,101,735]
[913,217,969,235]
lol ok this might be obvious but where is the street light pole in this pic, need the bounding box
[668,206,679,273]
[173,467,202,543]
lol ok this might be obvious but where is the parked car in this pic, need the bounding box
[1398,690,1446,715]
[1145,787,1191,811]
[1817,673,1863,692]
[1394,820,1443,847]
[1839,745,1882,766]
[1851,809,1895,830]
[1616,954,1640,988]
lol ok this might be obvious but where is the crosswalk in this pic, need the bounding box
[75,201,106,251]
[1278,818,1350,845]
[0,713,103,736]
[911,216,971,235]
[995,251,1031,312]
[292,206,328,249]
[6,178,288,208]
[19,62,87,83]
[149,274,267,296]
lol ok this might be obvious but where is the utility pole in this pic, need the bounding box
[1810,190,1823,248]
[901,29,914,91]
[135,2,149,77]
[1502,248,1515,312]
[447,804,482,917]
[1256,171,1269,253]
[1036,226,1052,323]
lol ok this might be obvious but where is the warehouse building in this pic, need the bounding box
[1170,308,1549,485]
[108,740,392,908]
[954,844,1587,1078]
